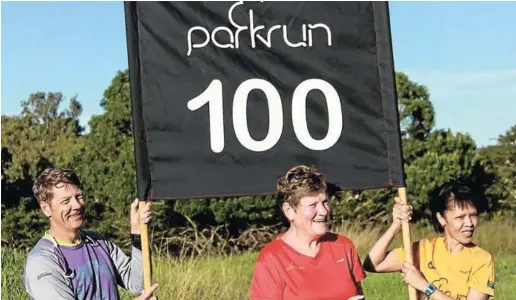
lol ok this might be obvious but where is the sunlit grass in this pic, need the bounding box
[3,218,515,300]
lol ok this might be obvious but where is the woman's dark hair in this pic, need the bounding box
[430,183,477,233]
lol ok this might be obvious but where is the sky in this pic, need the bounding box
[2,1,515,147]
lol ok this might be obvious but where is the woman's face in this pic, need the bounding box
[288,192,330,239]
[439,201,478,245]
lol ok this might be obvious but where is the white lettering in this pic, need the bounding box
[187,78,343,153]
[228,1,248,49]
[186,2,332,56]
[283,25,307,48]
[308,23,332,47]
[187,80,225,153]
[187,26,210,56]
[259,25,281,48]
[211,27,235,49]
[292,79,342,150]
[249,9,265,49]
[233,79,283,152]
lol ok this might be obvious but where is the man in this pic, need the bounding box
[23,167,159,300]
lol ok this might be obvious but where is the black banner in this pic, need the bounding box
[124,1,405,200]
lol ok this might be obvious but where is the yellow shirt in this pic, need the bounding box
[392,236,495,299]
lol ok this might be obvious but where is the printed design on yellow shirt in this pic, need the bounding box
[427,261,435,269]
[422,277,467,300]
[394,236,495,300]
[422,238,469,300]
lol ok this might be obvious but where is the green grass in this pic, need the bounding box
[1,246,27,298]
[3,218,516,300]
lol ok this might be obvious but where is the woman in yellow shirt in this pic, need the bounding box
[364,185,495,300]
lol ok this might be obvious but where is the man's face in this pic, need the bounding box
[288,192,330,239]
[41,183,85,232]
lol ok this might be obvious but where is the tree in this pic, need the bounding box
[1,92,84,247]
[1,70,504,251]
[396,72,435,140]
[334,72,479,223]
[1,92,84,207]
[72,71,179,247]
[72,71,139,244]
[478,125,516,214]
[74,71,135,207]
[403,130,478,218]
[2,92,83,180]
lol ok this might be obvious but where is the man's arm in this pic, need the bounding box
[106,240,144,295]
[111,199,151,296]
[23,255,76,300]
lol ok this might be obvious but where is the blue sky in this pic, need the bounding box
[2,1,515,147]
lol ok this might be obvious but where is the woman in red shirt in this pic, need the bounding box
[249,165,366,300]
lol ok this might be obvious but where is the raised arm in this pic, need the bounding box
[104,199,152,295]
[363,197,412,273]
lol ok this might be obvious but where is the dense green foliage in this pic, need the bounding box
[1,70,514,251]
[477,125,516,213]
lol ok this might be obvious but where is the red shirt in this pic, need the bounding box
[249,233,366,300]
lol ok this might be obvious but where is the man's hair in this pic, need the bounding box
[430,183,477,233]
[33,167,82,204]
[277,165,327,208]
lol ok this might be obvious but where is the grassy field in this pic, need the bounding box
[3,217,516,300]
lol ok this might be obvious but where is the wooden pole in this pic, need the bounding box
[398,187,418,300]
[139,200,152,291]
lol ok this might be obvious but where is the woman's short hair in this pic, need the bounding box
[430,183,477,233]
[277,165,327,208]
[33,167,82,204]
